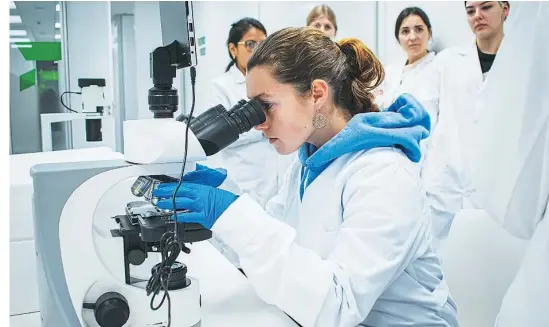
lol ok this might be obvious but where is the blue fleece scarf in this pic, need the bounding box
[298,93,431,200]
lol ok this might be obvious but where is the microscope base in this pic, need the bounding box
[81,274,201,327]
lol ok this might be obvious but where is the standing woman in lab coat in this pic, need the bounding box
[155,27,459,327]
[378,7,436,115]
[412,1,511,248]
[306,4,337,39]
[203,18,283,206]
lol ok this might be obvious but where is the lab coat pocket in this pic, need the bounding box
[404,259,448,311]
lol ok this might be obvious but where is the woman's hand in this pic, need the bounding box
[152,181,238,229]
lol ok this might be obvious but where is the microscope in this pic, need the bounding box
[31,2,267,327]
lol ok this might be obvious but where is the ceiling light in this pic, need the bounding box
[10,2,16,10]
[56,4,60,11]
[10,15,22,24]
[10,38,31,43]
[11,44,32,49]
[10,30,27,37]
[55,22,61,28]
[55,34,61,40]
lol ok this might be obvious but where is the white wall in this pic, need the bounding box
[134,1,162,120]
[112,13,137,152]
[377,1,474,65]
[132,1,187,120]
[65,1,115,149]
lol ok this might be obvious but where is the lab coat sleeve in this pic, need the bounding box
[251,157,298,219]
[420,112,473,246]
[410,59,441,133]
[411,52,475,246]
[212,161,427,327]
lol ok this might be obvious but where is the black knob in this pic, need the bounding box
[94,292,130,327]
[128,248,146,265]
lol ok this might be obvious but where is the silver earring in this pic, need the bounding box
[312,111,328,129]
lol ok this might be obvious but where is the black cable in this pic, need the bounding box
[145,232,181,326]
[60,91,80,113]
[146,66,197,327]
[172,66,197,241]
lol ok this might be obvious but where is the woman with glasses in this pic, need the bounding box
[224,18,267,76]
[201,18,293,268]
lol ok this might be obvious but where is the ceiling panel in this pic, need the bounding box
[10,1,61,42]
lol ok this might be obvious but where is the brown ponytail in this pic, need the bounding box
[337,38,384,114]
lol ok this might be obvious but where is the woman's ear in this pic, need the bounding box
[228,43,237,59]
[502,3,510,21]
[311,79,330,110]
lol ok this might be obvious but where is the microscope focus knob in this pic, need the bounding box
[94,292,130,327]
[128,248,146,265]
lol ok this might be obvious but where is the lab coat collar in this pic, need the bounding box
[403,51,436,71]
[455,37,478,55]
[228,64,246,84]
[456,39,484,91]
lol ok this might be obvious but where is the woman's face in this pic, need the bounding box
[465,1,508,40]
[398,14,430,61]
[308,16,336,38]
[229,27,266,72]
[246,66,319,155]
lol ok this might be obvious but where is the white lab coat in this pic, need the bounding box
[410,42,483,248]
[212,147,458,327]
[457,3,549,326]
[379,52,437,122]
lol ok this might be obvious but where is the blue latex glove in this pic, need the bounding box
[153,183,238,229]
[181,163,227,187]
[154,164,227,196]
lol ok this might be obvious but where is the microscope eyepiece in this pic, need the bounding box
[226,99,266,134]
[188,99,266,156]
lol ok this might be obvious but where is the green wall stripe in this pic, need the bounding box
[20,69,36,91]
[17,42,62,61]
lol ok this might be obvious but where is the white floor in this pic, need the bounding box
[10,312,41,327]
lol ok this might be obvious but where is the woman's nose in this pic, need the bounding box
[473,8,483,20]
[255,119,268,131]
